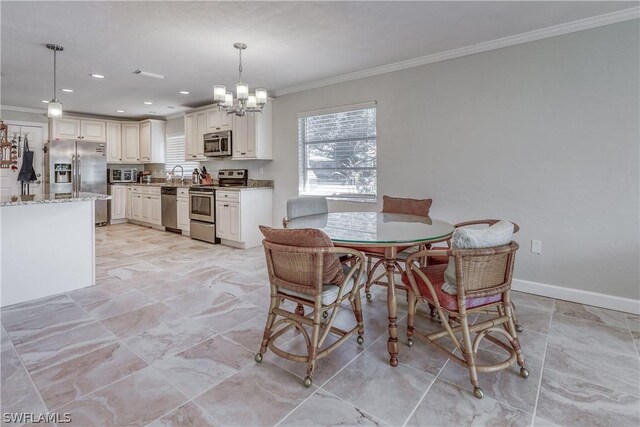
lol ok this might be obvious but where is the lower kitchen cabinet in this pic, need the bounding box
[177,188,190,234]
[130,186,161,227]
[215,189,272,249]
[125,187,132,219]
[110,185,127,220]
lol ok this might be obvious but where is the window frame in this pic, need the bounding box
[165,132,199,178]
[297,101,378,203]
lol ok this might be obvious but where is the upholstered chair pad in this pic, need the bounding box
[286,196,328,220]
[281,265,365,306]
[402,264,502,311]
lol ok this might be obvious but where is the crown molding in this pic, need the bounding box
[1,105,47,115]
[272,7,640,97]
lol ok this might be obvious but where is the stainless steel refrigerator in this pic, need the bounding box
[44,139,108,225]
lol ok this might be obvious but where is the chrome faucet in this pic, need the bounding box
[170,165,185,184]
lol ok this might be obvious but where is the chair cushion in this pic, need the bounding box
[259,226,344,285]
[442,220,514,295]
[286,196,328,220]
[382,195,432,216]
[401,264,502,311]
[281,265,365,306]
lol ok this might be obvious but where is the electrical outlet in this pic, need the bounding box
[531,240,542,254]
[259,167,264,175]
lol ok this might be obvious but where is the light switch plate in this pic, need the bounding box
[531,240,542,254]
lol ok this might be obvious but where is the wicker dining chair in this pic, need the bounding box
[402,238,528,399]
[256,226,366,387]
[282,196,328,228]
[363,195,433,299]
[426,219,523,332]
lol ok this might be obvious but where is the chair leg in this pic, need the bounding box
[295,304,305,316]
[504,302,528,377]
[352,287,365,345]
[407,291,417,347]
[512,301,523,332]
[258,294,280,357]
[305,305,322,387]
[459,314,483,398]
[365,255,373,300]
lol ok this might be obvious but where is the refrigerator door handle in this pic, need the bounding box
[77,154,81,195]
[72,154,76,193]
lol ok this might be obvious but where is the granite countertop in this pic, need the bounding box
[112,179,273,191]
[0,192,111,207]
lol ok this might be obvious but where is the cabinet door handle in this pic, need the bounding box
[241,152,246,155]
[223,204,229,207]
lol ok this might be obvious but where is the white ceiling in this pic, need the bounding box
[1,1,637,120]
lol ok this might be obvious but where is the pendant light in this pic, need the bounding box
[213,43,267,117]
[46,44,64,118]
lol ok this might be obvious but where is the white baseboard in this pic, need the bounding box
[512,278,640,315]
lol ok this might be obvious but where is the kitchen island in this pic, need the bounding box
[0,192,110,307]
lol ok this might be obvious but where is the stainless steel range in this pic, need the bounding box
[189,168,248,244]
[189,185,217,243]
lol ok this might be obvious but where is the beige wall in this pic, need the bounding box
[264,21,639,300]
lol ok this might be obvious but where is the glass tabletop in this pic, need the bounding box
[287,212,454,246]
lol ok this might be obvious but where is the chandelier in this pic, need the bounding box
[213,43,267,117]
[46,44,64,118]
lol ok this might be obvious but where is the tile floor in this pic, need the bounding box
[1,223,639,426]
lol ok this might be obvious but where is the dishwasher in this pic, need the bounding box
[161,187,180,233]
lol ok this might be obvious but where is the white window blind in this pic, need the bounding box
[298,105,377,201]
[165,134,199,177]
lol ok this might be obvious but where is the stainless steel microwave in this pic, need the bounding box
[204,130,232,157]
[109,168,137,183]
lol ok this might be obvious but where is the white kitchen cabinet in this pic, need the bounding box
[177,188,190,234]
[122,123,140,162]
[231,102,272,159]
[126,186,133,219]
[139,120,165,163]
[131,193,143,221]
[149,194,162,225]
[215,189,272,249]
[185,112,206,160]
[206,108,231,132]
[50,119,106,142]
[106,122,122,163]
[81,120,106,142]
[110,185,127,220]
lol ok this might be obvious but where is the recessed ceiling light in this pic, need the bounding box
[143,101,153,105]
[149,111,157,114]
[179,91,190,95]
[42,100,49,103]
[116,109,125,113]
[89,73,105,79]
[167,106,175,109]
[61,88,73,93]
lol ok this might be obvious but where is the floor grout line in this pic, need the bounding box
[530,298,555,426]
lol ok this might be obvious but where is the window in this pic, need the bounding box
[298,103,377,201]
[165,134,199,178]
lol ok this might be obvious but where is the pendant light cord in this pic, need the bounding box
[53,48,57,101]
[238,48,243,83]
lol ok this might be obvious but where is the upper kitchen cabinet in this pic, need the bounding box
[50,118,106,142]
[105,122,122,163]
[121,123,140,162]
[231,102,272,160]
[206,108,231,132]
[185,111,206,160]
[139,120,165,163]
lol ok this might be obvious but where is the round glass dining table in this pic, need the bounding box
[287,212,454,366]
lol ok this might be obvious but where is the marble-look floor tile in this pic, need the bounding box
[322,341,436,426]
[536,369,640,427]
[188,298,260,333]
[0,326,10,351]
[511,291,555,313]
[279,389,387,426]
[626,314,640,333]
[66,281,133,306]
[123,316,216,363]
[194,362,315,427]
[222,312,273,353]
[182,267,267,297]
[406,379,533,426]
[548,313,637,359]
[1,347,48,416]
[83,289,157,321]
[14,321,117,373]
[162,286,236,318]
[554,300,628,329]
[57,367,187,427]
[107,261,164,281]
[152,335,253,398]
[148,402,220,427]
[101,302,183,339]
[544,333,640,397]
[30,341,147,410]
